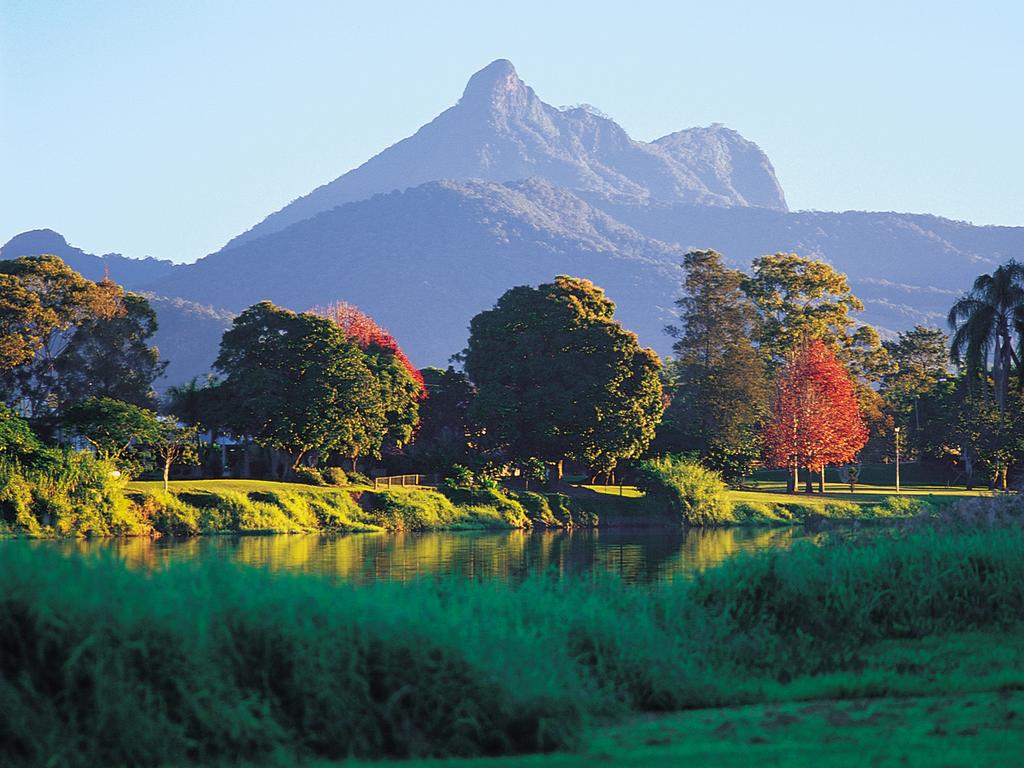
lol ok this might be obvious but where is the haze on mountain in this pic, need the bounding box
[222,59,787,250]
[3,59,1023,387]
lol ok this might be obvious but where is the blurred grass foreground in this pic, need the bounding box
[2,498,1024,766]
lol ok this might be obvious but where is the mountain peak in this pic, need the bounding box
[1,228,70,258]
[459,59,529,112]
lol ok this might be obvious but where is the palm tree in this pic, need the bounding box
[948,260,1024,412]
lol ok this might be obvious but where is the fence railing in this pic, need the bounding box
[373,473,439,489]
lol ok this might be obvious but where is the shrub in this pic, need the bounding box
[322,466,348,486]
[635,455,734,525]
[347,470,372,486]
[733,500,792,524]
[292,466,326,486]
[871,495,935,517]
[137,492,201,536]
[443,486,530,528]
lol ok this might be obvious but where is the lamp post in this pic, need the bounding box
[894,426,901,495]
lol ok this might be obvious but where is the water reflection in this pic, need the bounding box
[31,526,827,584]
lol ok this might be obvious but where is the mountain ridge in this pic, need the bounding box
[220,59,787,251]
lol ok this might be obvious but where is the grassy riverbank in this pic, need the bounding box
[3,519,1023,766]
[1,465,997,539]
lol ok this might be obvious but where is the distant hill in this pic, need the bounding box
[0,229,176,285]
[0,231,233,387]
[221,59,786,250]
[143,178,1024,366]
[147,178,687,365]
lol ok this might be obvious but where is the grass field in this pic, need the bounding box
[582,461,992,518]
[340,688,1024,768]
[128,478,374,495]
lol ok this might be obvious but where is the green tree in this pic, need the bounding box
[214,302,386,474]
[742,253,865,362]
[150,420,200,492]
[64,397,161,473]
[661,250,769,479]
[0,255,120,415]
[742,252,892,378]
[462,276,664,480]
[743,253,893,458]
[948,260,1024,412]
[0,404,46,465]
[407,366,475,470]
[55,292,167,408]
[882,325,949,453]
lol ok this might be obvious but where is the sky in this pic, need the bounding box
[2,0,1022,263]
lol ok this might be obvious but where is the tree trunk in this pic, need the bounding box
[350,455,358,473]
[163,456,171,493]
[818,464,825,494]
[241,439,251,478]
[963,445,974,490]
[804,467,813,494]
[787,461,797,494]
[556,459,564,482]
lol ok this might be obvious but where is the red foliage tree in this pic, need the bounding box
[313,302,426,395]
[763,340,868,493]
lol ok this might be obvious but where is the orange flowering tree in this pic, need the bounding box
[763,339,868,493]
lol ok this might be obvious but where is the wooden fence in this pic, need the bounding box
[373,473,439,489]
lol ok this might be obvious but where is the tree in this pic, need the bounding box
[661,250,769,479]
[0,404,46,465]
[0,255,120,415]
[314,302,424,453]
[150,420,200,492]
[948,260,1024,412]
[742,252,892,372]
[743,253,864,363]
[882,325,949,455]
[462,276,664,480]
[406,366,475,470]
[55,292,167,408]
[64,397,161,473]
[214,302,386,474]
[762,340,869,493]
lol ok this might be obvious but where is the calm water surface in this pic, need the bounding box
[25,526,837,584]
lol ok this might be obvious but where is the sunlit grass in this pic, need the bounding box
[129,478,374,494]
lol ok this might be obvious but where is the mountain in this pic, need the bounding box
[0,231,233,387]
[222,59,786,250]
[144,178,1024,367]
[147,178,687,365]
[6,59,1024,385]
[0,229,177,285]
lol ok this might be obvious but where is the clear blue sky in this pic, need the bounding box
[2,0,1021,263]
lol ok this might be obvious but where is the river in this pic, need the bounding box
[20,525,842,583]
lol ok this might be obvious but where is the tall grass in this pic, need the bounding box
[2,527,1023,765]
[636,455,734,524]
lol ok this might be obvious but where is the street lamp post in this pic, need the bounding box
[894,426,901,495]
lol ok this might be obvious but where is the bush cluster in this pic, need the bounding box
[635,455,734,525]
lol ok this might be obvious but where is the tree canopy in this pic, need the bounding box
[762,340,868,492]
[214,302,387,471]
[462,275,663,478]
[661,250,769,478]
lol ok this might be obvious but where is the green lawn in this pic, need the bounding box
[128,478,373,495]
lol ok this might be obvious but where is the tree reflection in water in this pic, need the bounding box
[39,526,829,584]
